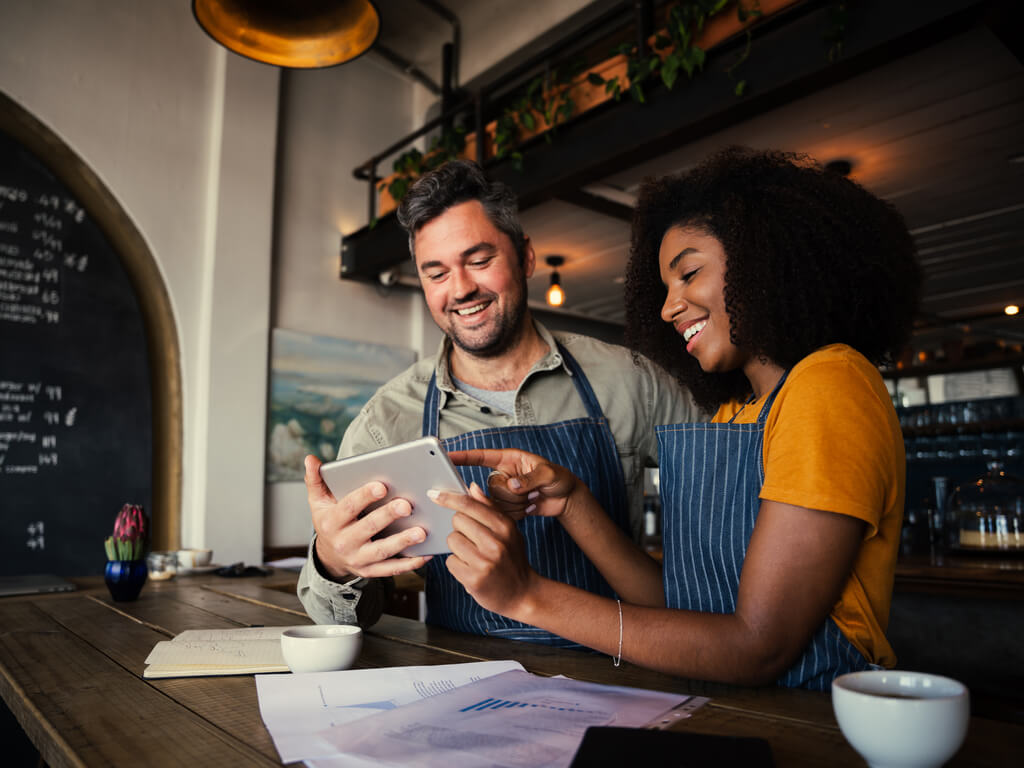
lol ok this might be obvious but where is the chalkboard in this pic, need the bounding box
[0,127,152,577]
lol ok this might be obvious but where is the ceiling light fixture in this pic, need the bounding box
[1006,304,1020,316]
[192,0,380,69]
[545,256,565,308]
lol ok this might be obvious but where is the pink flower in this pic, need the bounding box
[106,503,148,560]
[113,503,147,542]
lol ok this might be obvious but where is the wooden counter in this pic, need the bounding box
[895,551,1024,598]
[1,571,1021,766]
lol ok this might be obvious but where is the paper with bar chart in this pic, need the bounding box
[256,660,526,763]
[304,669,690,768]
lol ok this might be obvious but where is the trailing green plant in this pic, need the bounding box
[492,60,584,169]
[824,1,849,63]
[379,121,467,204]
[590,0,760,102]
[373,0,848,210]
[381,60,586,201]
[724,1,764,95]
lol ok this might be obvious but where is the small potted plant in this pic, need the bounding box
[103,503,149,601]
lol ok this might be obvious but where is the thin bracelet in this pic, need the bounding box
[613,598,623,667]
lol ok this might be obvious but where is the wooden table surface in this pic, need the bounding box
[0,572,1018,767]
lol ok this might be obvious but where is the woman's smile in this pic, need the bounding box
[681,319,706,342]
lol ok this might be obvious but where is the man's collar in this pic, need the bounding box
[433,319,570,396]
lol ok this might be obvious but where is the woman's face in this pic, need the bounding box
[658,226,751,375]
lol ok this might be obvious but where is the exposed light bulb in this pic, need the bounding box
[1006,304,1020,316]
[544,256,566,307]
[546,277,565,307]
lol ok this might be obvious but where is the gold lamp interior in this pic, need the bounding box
[193,0,380,69]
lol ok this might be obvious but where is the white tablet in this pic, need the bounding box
[318,436,468,556]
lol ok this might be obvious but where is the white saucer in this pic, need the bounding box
[178,563,221,575]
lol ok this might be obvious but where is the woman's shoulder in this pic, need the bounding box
[779,344,892,414]
[787,344,884,388]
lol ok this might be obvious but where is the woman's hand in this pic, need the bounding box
[432,483,538,619]
[448,448,580,521]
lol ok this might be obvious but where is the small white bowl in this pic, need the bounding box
[832,670,969,768]
[281,625,363,673]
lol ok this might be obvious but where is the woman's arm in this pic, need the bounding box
[442,485,864,685]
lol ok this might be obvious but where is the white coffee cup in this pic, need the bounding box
[176,548,213,569]
[832,670,969,768]
[281,625,363,673]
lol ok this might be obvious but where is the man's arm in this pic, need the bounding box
[298,394,425,627]
[296,535,393,627]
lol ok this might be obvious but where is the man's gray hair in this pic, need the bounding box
[396,160,527,263]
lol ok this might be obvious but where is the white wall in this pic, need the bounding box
[265,56,436,546]
[1,0,601,559]
[0,0,277,566]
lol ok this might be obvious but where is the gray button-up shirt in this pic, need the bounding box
[298,321,701,627]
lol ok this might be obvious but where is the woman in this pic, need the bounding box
[432,147,920,689]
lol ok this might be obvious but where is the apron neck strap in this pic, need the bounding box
[726,368,790,425]
[422,341,603,437]
[756,369,790,423]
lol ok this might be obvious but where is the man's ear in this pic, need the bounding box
[523,237,536,279]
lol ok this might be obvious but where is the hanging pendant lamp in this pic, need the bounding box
[193,0,380,69]
[545,256,566,308]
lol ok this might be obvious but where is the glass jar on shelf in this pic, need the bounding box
[949,462,1024,552]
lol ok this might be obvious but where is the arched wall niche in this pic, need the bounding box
[0,90,182,551]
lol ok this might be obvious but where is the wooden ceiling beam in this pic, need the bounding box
[556,190,633,222]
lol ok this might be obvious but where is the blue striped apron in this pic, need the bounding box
[422,343,629,646]
[656,373,871,690]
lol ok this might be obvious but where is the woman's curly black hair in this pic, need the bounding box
[625,147,921,414]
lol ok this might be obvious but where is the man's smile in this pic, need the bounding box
[455,301,490,317]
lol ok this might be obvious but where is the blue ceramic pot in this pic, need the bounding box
[104,560,148,601]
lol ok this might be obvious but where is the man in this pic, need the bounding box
[298,160,698,645]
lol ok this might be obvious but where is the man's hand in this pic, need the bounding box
[434,483,538,619]
[305,454,432,580]
[448,448,579,521]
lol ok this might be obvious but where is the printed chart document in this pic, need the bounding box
[144,626,295,678]
[303,669,692,768]
[256,660,526,764]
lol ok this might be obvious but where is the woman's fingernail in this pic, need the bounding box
[525,504,537,515]
[527,490,540,500]
[508,478,522,490]
[426,489,440,500]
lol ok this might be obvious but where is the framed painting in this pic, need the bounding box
[266,329,416,482]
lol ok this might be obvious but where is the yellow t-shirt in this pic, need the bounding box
[713,343,902,667]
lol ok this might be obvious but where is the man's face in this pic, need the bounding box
[414,200,535,358]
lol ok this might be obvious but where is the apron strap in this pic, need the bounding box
[422,341,604,437]
[756,369,790,423]
[726,369,791,425]
[554,342,605,421]
[422,371,442,437]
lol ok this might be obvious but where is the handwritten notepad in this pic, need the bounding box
[143,627,293,678]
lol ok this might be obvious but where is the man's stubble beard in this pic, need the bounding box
[448,280,529,359]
